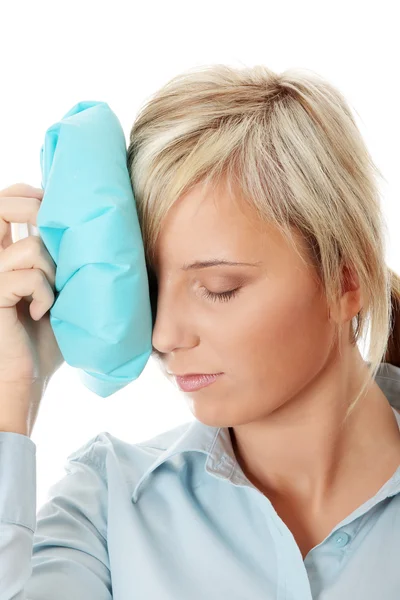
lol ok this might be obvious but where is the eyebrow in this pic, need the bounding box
[181,259,262,271]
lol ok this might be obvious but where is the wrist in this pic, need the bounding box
[0,379,46,437]
[0,422,29,436]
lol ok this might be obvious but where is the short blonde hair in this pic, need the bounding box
[127,63,400,421]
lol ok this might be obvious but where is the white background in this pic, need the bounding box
[0,0,399,509]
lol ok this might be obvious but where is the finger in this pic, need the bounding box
[0,183,43,199]
[0,235,56,289]
[0,268,55,321]
[0,195,42,251]
[0,184,43,253]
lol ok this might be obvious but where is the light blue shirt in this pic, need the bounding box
[1,362,400,599]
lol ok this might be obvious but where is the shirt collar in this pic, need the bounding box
[131,362,400,503]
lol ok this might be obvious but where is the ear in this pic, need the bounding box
[329,262,362,324]
[342,262,362,307]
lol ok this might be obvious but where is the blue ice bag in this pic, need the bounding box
[33,100,153,397]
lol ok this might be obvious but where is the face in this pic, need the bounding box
[150,178,345,428]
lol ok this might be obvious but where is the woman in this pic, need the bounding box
[1,64,400,599]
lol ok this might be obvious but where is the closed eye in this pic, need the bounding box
[200,288,241,303]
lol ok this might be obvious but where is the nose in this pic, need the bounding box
[150,284,200,357]
[151,300,178,357]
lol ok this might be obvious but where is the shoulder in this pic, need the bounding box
[64,420,193,478]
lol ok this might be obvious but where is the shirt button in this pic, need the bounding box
[332,531,350,548]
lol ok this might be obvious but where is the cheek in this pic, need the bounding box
[224,278,333,377]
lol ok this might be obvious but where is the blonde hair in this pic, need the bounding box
[127,63,400,422]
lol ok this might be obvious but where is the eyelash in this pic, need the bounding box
[200,287,241,303]
[147,275,241,304]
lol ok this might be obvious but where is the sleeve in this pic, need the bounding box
[0,431,112,599]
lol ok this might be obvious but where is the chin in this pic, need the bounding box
[186,401,247,429]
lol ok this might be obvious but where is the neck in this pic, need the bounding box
[230,354,400,511]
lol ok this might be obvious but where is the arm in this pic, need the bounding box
[0,431,112,599]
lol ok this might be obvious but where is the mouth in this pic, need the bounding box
[174,373,223,392]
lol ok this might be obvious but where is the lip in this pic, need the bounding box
[168,372,220,377]
[174,373,223,392]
